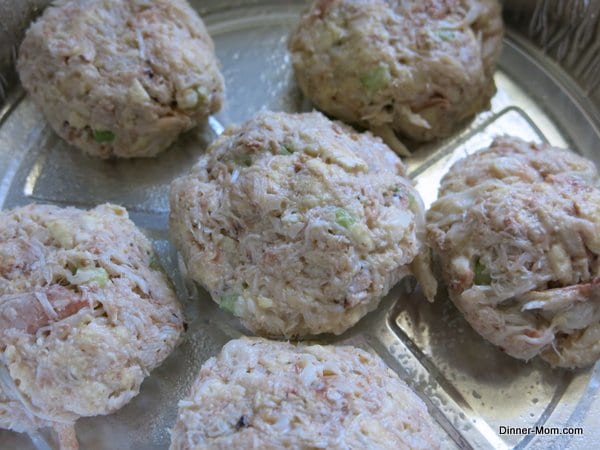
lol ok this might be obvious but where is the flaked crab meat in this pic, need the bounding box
[170,337,441,450]
[288,0,504,152]
[437,135,600,195]
[0,204,184,449]
[17,0,224,158]
[0,286,89,335]
[427,136,600,368]
[170,111,436,338]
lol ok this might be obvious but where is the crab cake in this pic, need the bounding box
[288,0,503,152]
[0,204,184,449]
[170,111,435,338]
[170,337,440,450]
[17,0,224,159]
[427,137,600,368]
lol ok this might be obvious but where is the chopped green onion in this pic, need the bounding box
[196,89,207,107]
[434,29,456,42]
[220,294,238,314]
[474,259,492,285]
[360,66,391,92]
[392,187,416,208]
[392,186,406,197]
[149,254,163,271]
[407,192,416,209]
[335,208,356,229]
[47,220,75,249]
[93,129,115,143]
[279,144,293,155]
[234,154,252,167]
[73,267,109,287]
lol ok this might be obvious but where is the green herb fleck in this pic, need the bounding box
[407,192,416,209]
[74,267,109,288]
[392,186,405,196]
[279,144,293,155]
[434,29,456,42]
[360,66,391,92]
[149,254,163,272]
[220,294,238,314]
[93,129,115,143]
[335,208,356,229]
[474,259,492,285]
[392,187,416,208]
[234,154,252,167]
[195,88,207,107]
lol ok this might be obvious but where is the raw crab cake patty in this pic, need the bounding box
[170,337,440,450]
[427,136,600,368]
[170,111,435,337]
[0,204,184,448]
[288,0,503,150]
[17,0,224,158]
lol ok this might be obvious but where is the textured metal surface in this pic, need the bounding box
[0,0,47,102]
[0,1,599,449]
[505,0,600,107]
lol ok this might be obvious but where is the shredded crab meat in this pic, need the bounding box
[0,359,75,426]
[0,204,183,449]
[170,111,436,337]
[170,337,441,449]
[289,0,503,142]
[427,136,600,368]
[370,125,412,156]
[17,0,224,158]
[33,292,58,320]
[0,287,89,335]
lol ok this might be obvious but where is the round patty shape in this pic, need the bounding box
[427,136,600,368]
[17,0,224,158]
[170,111,435,338]
[0,204,184,449]
[288,0,503,146]
[170,337,440,450]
